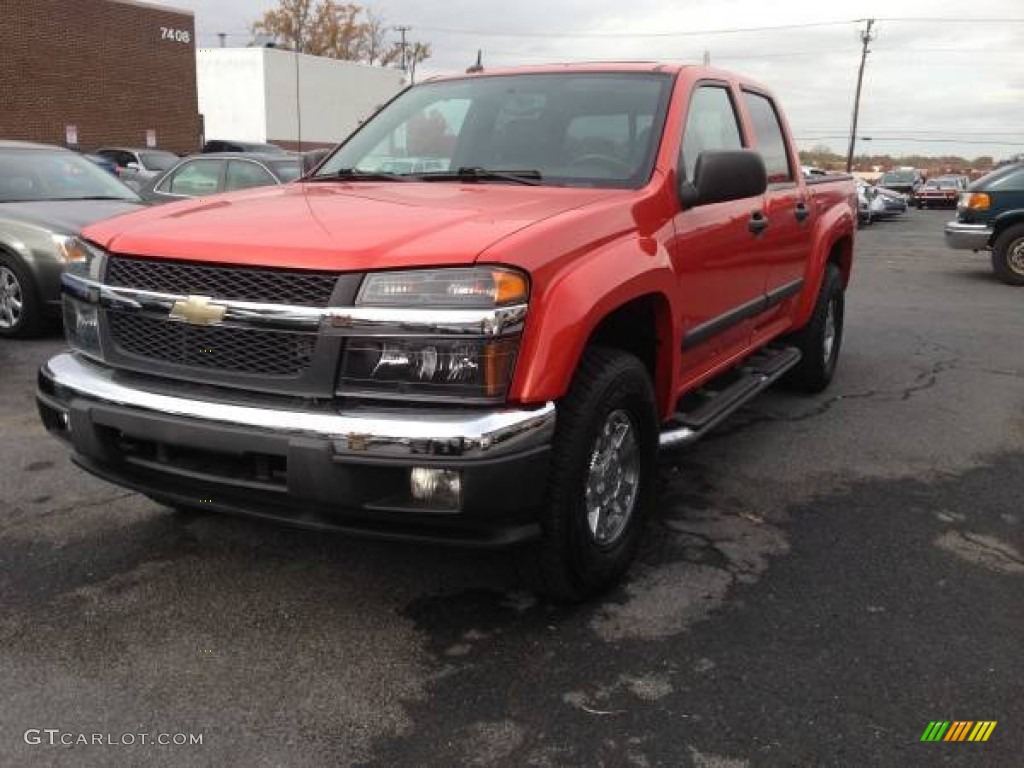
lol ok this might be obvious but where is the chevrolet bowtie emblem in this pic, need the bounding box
[169,295,226,326]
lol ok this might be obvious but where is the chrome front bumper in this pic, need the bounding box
[38,353,555,460]
[944,221,992,251]
[38,353,556,545]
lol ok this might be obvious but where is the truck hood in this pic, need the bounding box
[0,199,144,235]
[82,182,617,270]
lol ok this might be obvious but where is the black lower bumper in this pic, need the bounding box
[38,354,555,547]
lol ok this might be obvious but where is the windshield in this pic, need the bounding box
[140,151,178,171]
[270,160,302,182]
[316,72,674,188]
[0,149,139,203]
[881,170,916,183]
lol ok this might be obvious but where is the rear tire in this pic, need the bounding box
[526,346,658,603]
[0,253,43,338]
[782,263,844,393]
[991,224,1024,286]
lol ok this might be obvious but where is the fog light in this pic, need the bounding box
[409,467,461,508]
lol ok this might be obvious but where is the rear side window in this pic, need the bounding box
[680,86,744,181]
[225,160,276,191]
[742,92,793,184]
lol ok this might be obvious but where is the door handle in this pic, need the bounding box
[795,201,810,222]
[748,211,769,235]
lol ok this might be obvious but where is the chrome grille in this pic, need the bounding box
[108,312,315,377]
[105,256,339,307]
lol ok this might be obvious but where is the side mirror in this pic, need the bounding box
[680,149,767,208]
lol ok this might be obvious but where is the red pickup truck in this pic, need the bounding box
[38,64,856,600]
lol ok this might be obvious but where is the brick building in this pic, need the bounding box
[0,0,201,154]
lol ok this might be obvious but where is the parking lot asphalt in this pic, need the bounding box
[1,208,1021,767]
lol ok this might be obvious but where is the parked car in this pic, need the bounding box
[855,179,906,225]
[201,140,288,154]
[945,162,1024,285]
[913,175,968,209]
[94,147,180,189]
[0,141,143,337]
[83,153,119,176]
[137,153,303,204]
[878,168,923,198]
[38,64,856,601]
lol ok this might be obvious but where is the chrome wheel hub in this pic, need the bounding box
[823,298,837,362]
[584,409,640,547]
[0,267,23,329]
[1008,239,1024,276]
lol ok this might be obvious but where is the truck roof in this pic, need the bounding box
[424,61,771,93]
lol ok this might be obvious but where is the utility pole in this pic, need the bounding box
[702,50,710,66]
[394,25,411,72]
[217,32,226,48]
[846,18,875,173]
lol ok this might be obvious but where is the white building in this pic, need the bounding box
[196,48,407,149]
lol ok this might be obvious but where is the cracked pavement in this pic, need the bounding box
[1,210,1022,766]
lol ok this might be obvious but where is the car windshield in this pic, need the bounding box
[928,178,958,188]
[270,160,302,182]
[140,151,179,171]
[0,149,139,203]
[881,171,915,183]
[315,72,674,188]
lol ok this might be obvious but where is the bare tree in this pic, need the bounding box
[251,0,429,69]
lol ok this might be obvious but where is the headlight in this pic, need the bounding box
[53,235,107,280]
[356,267,528,308]
[341,267,528,401]
[338,337,519,401]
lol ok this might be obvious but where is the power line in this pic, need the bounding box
[413,19,858,39]
[798,136,1024,145]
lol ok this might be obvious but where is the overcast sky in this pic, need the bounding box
[163,0,1024,159]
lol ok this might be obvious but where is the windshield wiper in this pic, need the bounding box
[306,168,414,182]
[418,167,543,186]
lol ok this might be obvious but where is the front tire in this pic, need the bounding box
[782,263,845,393]
[527,346,658,602]
[0,253,42,338]
[991,224,1024,286]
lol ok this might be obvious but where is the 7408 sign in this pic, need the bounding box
[161,27,191,44]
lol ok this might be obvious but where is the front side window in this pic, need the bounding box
[742,91,793,184]
[680,85,744,181]
[316,73,673,188]
[161,159,222,196]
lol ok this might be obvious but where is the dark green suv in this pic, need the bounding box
[945,162,1024,285]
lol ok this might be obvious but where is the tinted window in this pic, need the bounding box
[680,86,743,181]
[140,151,178,171]
[162,160,222,196]
[224,161,276,191]
[742,91,792,184]
[318,73,673,189]
[982,166,1024,191]
[270,160,302,182]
